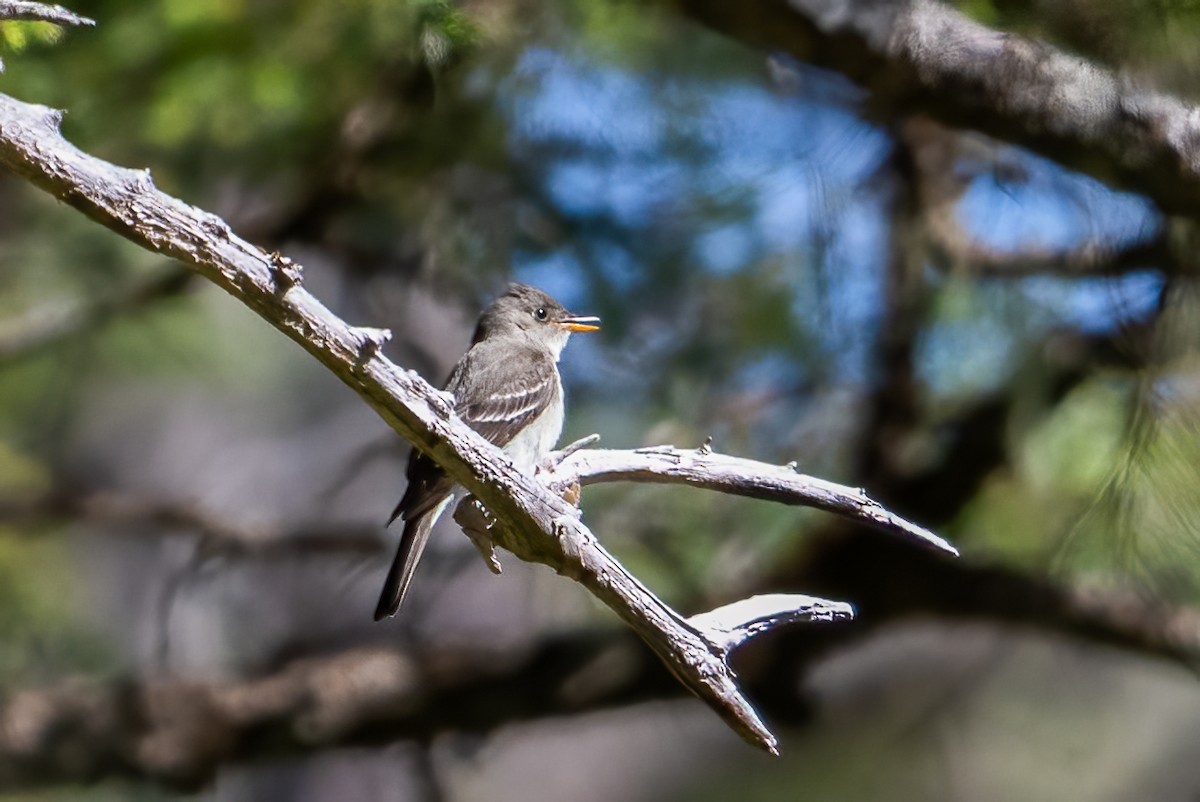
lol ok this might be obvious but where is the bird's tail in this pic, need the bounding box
[374,496,450,620]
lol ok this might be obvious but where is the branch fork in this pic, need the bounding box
[451,433,956,753]
[455,479,855,755]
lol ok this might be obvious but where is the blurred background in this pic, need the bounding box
[1,0,1199,799]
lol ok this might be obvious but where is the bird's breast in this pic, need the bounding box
[502,377,564,472]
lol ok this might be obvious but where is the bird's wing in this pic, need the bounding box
[450,340,560,447]
[388,340,558,525]
[387,452,453,525]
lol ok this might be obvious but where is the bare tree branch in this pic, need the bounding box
[690,593,853,651]
[0,1,93,26]
[0,91,953,754]
[681,0,1200,218]
[545,444,958,556]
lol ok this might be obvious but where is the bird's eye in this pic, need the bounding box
[533,307,548,321]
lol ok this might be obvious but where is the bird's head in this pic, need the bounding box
[473,283,600,357]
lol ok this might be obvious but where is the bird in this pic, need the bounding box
[374,282,600,620]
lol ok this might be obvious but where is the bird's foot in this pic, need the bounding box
[431,388,457,419]
[453,497,503,575]
[560,480,582,509]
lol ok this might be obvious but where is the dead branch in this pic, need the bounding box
[0,90,958,755]
[0,1,93,26]
[545,443,957,556]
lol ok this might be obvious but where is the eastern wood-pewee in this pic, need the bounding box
[374,283,600,620]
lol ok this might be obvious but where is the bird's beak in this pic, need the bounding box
[557,314,601,333]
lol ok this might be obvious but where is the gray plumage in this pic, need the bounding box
[374,283,598,620]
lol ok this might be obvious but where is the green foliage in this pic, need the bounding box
[955,378,1130,568]
[1023,379,1129,497]
[953,373,1200,604]
[0,20,64,53]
